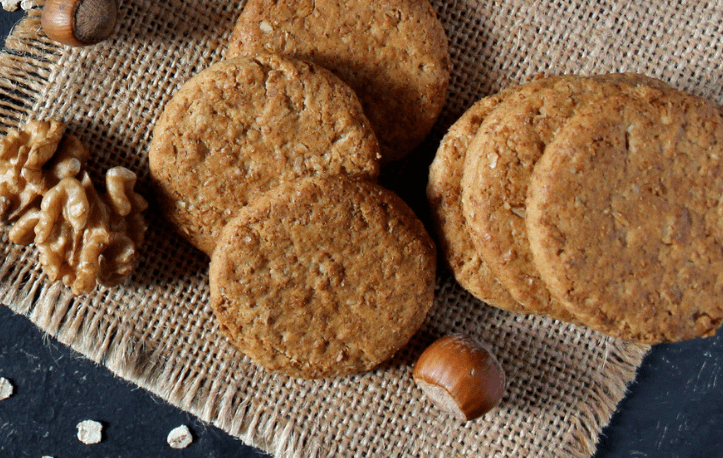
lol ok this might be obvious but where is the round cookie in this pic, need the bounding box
[148,54,380,255]
[226,0,450,164]
[209,176,436,378]
[526,89,723,343]
[427,75,570,313]
[461,73,672,321]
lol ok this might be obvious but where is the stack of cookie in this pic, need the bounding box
[148,0,452,378]
[148,54,437,379]
[428,73,723,344]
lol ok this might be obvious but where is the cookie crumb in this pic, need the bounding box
[0,377,13,400]
[167,425,193,449]
[76,420,103,444]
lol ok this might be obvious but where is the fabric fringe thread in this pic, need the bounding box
[560,339,648,457]
[0,11,57,130]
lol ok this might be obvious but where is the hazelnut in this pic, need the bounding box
[41,0,118,46]
[413,333,506,421]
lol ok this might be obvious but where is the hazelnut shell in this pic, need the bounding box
[41,0,118,46]
[413,333,506,421]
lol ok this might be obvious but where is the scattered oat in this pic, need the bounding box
[167,425,193,449]
[0,377,13,400]
[0,0,35,11]
[20,0,41,9]
[1,0,20,11]
[76,420,103,444]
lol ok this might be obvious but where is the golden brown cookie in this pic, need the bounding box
[148,54,380,255]
[526,88,723,343]
[426,76,568,313]
[461,73,671,321]
[227,0,450,164]
[209,176,436,378]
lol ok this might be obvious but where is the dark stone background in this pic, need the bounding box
[1,8,722,458]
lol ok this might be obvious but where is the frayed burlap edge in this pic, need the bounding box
[0,274,650,458]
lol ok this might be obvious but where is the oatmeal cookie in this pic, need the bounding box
[526,88,723,343]
[148,54,380,254]
[209,176,436,378]
[227,0,450,164]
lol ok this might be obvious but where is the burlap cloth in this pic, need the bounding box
[1,1,721,456]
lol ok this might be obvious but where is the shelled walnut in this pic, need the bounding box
[1,119,147,295]
[15,169,149,295]
[0,119,88,221]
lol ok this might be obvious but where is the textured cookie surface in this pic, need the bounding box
[426,76,570,313]
[461,73,670,321]
[227,0,450,164]
[209,176,436,378]
[526,89,723,343]
[148,54,380,254]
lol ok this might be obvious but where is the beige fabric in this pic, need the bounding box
[3,1,721,456]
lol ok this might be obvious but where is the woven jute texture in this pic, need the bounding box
[2,1,721,456]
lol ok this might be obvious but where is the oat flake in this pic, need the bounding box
[76,420,103,444]
[167,425,193,449]
[0,377,13,400]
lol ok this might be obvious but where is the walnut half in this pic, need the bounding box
[1,119,147,295]
[26,170,148,295]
